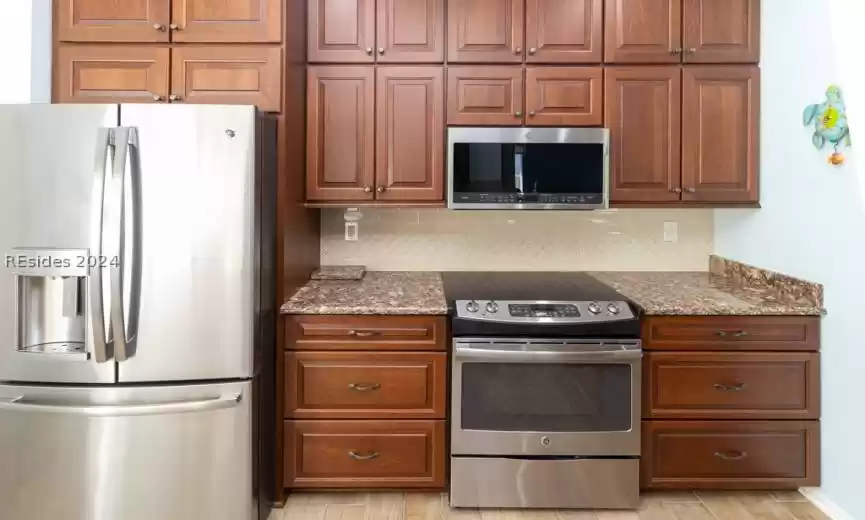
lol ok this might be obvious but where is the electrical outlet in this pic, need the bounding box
[663,221,678,243]
[345,222,358,241]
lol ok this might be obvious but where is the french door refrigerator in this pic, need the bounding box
[0,104,276,520]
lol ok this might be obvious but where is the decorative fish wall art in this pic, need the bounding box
[803,85,852,166]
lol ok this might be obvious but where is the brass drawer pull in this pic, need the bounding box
[348,330,378,337]
[348,383,381,392]
[714,450,747,461]
[715,330,749,337]
[349,451,380,461]
[713,383,747,392]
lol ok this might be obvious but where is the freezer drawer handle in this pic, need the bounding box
[0,393,242,417]
[348,451,380,461]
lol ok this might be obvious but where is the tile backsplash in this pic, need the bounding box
[321,209,714,271]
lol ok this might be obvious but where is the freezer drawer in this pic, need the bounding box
[0,381,255,520]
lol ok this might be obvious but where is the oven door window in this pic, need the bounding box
[461,363,631,432]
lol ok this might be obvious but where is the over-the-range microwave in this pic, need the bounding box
[447,127,609,210]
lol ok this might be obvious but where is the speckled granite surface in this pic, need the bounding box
[310,265,366,281]
[281,271,447,315]
[589,271,825,316]
[709,255,824,308]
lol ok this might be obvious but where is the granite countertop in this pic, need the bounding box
[589,271,825,316]
[281,271,447,315]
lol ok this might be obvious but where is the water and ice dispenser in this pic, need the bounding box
[11,249,91,360]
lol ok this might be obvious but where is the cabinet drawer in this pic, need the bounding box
[286,316,446,351]
[643,316,820,351]
[644,352,819,419]
[285,420,446,488]
[285,352,447,419]
[642,420,820,489]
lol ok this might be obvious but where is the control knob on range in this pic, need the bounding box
[607,303,621,315]
[486,301,499,313]
[466,300,480,313]
[587,302,602,315]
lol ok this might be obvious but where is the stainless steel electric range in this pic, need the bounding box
[442,272,642,510]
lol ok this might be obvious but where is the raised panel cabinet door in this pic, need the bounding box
[57,0,171,42]
[446,66,524,126]
[447,0,525,63]
[604,0,682,63]
[377,0,445,63]
[170,46,282,111]
[682,66,760,203]
[683,0,760,63]
[376,67,445,201]
[605,67,682,203]
[308,0,376,62]
[171,0,282,42]
[525,67,602,126]
[306,67,376,201]
[54,44,170,103]
[525,0,602,63]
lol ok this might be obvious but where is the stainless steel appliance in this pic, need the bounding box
[0,104,276,520]
[447,128,609,210]
[443,272,642,510]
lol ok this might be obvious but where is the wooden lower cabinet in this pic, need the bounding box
[285,420,446,489]
[642,420,820,489]
[171,46,282,111]
[285,351,447,419]
[55,45,170,103]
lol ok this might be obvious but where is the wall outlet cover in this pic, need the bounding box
[345,222,358,241]
[663,221,678,242]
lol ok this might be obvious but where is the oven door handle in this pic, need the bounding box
[453,346,642,363]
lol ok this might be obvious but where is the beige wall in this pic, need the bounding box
[321,209,714,271]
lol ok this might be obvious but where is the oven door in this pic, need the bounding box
[451,338,641,457]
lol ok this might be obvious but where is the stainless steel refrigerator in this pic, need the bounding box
[0,104,276,520]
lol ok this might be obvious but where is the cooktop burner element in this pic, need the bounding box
[442,272,639,332]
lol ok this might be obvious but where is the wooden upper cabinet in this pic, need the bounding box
[377,0,445,63]
[376,67,445,202]
[54,44,169,103]
[171,0,282,42]
[525,67,602,126]
[683,0,760,63]
[57,0,171,42]
[170,46,282,111]
[525,0,602,63]
[605,0,681,63]
[605,67,682,203]
[682,66,759,203]
[306,67,376,202]
[446,67,524,126]
[447,0,524,63]
[308,0,376,62]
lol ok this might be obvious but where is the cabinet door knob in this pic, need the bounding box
[669,48,682,55]
[529,47,537,55]
[376,186,385,193]
[365,47,373,55]
[685,187,696,193]
[529,111,536,117]
[514,47,522,54]
[169,94,182,101]
[378,47,385,54]
[153,23,165,31]
[152,94,164,101]
[671,188,682,193]
[514,111,522,117]
[363,186,372,193]
[169,23,180,31]
[687,47,697,55]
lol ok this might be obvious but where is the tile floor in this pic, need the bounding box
[270,490,831,520]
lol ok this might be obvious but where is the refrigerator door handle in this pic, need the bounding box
[89,127,113,363]
[0,393,242,417]
[109,128,142,362]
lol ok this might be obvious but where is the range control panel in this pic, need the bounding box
[454,300,635,323]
